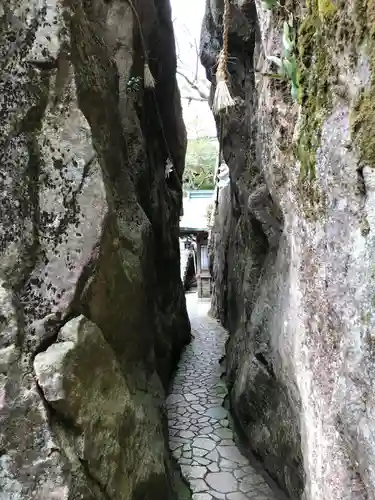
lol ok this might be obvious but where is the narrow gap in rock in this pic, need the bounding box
[2,0,374,499]
[166,295,281,499]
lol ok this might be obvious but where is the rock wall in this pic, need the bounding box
[201,1,375,499]
[0,1,190,499]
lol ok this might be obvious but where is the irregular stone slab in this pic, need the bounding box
[167,394,185,404]
[180,458,193,465]
[205,449,219,461]
[220,458,238,469]
[214,427,233,439]
[209,491,226,499]
[192,437,216,451]
[192,404,207,413]
[190,479,210,492]
[205,472,238,493]
[167,295,277,500]
[239,481,257,494]
[227,492,249,500]
[209,433,222,443]
[234,469,246,480]
[170,441,184,451]
[201,426,214,434]
[217,446,249,465]
[180,430,195,439]
[194,457,211,466]
[193,448,209,457]
[221,439,236,447]
[205,406,228,420]
[185,393,199,401]
[181,465,207,479]
[208,463,220,472]
[173,448,182,459]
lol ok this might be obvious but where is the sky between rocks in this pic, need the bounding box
[170,0,217,139]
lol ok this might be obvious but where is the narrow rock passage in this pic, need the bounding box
[167,294,278,500]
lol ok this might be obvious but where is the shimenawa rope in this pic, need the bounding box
[212,0,235,114]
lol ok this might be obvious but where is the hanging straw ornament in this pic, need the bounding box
[144,59,155,88]
[212,52,234,113]
[217,160,230,188]
[165,157,174,178]
[212,0,234,114]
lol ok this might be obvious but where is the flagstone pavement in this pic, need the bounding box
[166,294,279,500]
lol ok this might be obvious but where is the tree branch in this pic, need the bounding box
[182,94,208,102]
[176,71,210,100]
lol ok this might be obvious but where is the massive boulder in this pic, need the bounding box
[201,0,375,499]
[0,1,190,499]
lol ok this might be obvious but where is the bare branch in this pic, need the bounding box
[177,70,210,100]
[193,37,199,82]
[182,95,208,102]
[173,19,211,105]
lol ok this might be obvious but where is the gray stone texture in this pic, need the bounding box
[167,294,277,500]
[0,1,190,499]
[201,1,375,499]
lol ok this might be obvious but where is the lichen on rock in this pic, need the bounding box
[350,0,375,170]
[0,0,190,499]
[202,0,375,498]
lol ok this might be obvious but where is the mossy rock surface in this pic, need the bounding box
[350,0,375,169]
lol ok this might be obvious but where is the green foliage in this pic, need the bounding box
[262,0,278,9]
[183,137,218,190]
[127,76,142,92]
[267,19,299,100]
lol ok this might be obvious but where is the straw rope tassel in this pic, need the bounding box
[212,0,234,114]
[144,60,155,88]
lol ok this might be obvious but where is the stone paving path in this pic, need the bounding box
[166,294,278,500]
